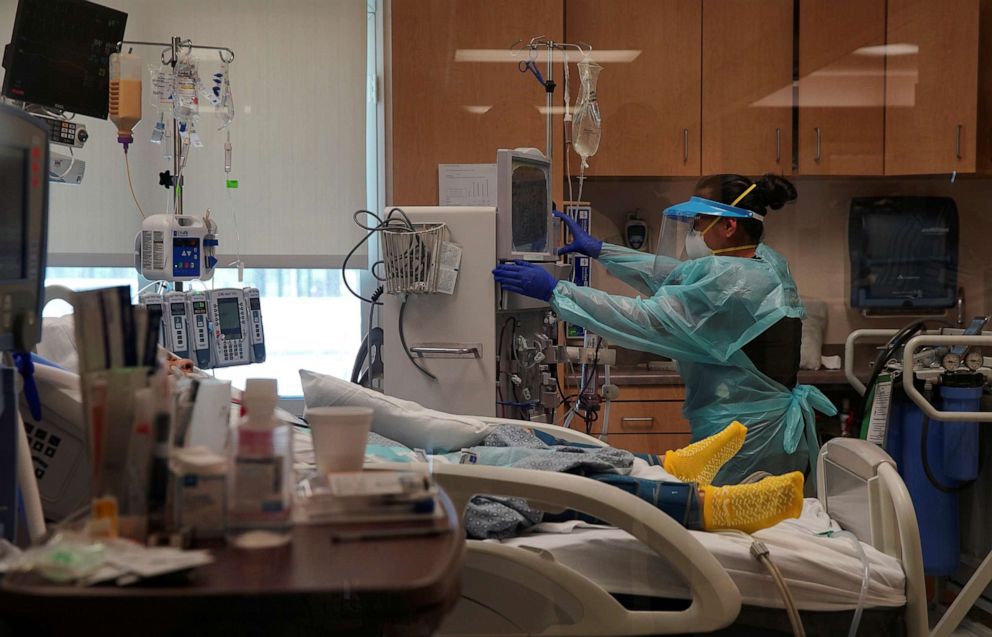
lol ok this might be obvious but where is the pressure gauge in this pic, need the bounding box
[942,352,961,371]
[966,349,985,371]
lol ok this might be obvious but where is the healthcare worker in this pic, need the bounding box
[492,174,836,484]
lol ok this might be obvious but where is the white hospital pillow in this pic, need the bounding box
[299,369,494,452]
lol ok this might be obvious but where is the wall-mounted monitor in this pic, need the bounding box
[2,0,127,119]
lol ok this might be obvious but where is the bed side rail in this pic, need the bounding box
[431,463,741,636]
[817,438,927,637]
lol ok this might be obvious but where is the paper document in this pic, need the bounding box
[438,164,496,206]
[437,241,462,295]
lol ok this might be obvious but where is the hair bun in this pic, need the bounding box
[755,174,797,211]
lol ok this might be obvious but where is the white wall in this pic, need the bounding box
[0,0,368,267]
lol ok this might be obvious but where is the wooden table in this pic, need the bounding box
[0,491,464,637]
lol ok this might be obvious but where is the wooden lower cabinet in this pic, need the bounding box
[570,385,692,455]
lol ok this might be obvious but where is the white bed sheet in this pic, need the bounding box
[499,499,907,611]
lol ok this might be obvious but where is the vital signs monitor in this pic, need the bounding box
[0,104,49,353]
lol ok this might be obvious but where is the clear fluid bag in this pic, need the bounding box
[572,58,603,168]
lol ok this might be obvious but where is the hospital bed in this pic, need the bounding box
[405,418,928,637]
[29,307,928,636]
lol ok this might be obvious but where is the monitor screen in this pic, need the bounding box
[0,146,26,281]
[510,160,549,254]
[217,297,242,339]
[2,0,128,118]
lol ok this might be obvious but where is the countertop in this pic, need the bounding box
[565,367,861,388]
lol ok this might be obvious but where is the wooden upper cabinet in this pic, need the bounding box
[797,0,885,175]
[389,1,563,205]
[701,0,793,176]
[885,0,980,175]
[564,0,701,177]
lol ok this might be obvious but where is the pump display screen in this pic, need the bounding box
[510,160,550,254]
[172,237,201,278]
[0,147,27,281]
[249,297,261,311]
[193,301,207,314]
[170,302,186,315]
[217,297,242,338]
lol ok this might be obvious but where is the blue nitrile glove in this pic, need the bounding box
[492,261,559,302]
[555,210,602,258]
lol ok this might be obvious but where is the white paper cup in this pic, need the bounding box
[305,406,374,474]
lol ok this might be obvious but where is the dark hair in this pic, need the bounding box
[693,173,797,242]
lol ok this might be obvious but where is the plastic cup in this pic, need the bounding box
[305,407,374,474]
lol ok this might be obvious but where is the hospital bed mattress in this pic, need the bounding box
[499,499,906,611]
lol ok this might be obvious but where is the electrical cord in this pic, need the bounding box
[350,286,384,384]
[342,208,417,305]
[399,295,436,381]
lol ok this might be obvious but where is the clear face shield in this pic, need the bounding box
[653,194,762,283]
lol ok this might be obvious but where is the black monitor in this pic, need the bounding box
[0,104,48,353]
[1,0,127,119]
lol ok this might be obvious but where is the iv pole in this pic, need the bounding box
[115,37,235,292]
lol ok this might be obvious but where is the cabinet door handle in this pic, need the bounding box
[815,127,822,163]
[956,124,963,160]
[775,128,782,163]
[621,416,655,430]
[683,128,689,163]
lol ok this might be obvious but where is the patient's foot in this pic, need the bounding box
[699,471,804,533]
[663,421,747,486]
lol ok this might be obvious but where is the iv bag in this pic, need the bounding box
[572,59,603,168]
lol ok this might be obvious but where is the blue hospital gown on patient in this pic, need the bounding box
[550,242,836,485]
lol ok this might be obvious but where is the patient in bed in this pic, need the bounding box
[659,421,803,534]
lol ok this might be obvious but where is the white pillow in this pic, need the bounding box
[299,369,494,452]
[800,298,828,371]
[37,315,79,372]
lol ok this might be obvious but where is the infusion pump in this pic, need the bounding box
[140,287,265,369]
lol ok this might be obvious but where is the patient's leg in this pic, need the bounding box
[662,421,747,487]
[698,471,804,533]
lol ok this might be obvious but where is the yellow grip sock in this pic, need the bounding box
[662,421,747,486]
[700,471,805,534]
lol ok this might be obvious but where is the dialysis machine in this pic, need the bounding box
[380,149,572,418]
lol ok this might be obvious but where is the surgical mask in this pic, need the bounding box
[684,230,712,259]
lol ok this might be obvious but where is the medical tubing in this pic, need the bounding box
[861,321,929,415]
[921,414,978,493]
[834,529,870,637]
[759,553,805,637]
[399,295,437,381]
[124,150,146,219]
[719,530,804,637]
[599,362,611,440]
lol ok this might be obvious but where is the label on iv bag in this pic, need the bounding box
[864,374,893,446]
[436,241,462,295]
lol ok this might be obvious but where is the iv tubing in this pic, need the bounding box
[124,150,147,219]
[835,529,870,637]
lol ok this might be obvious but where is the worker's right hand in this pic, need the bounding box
[554,210,602,258]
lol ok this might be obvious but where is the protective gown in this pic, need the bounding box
[551,242,836,485]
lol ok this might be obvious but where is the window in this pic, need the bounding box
[43,267,363,398]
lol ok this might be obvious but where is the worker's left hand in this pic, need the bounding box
[492,261,558,302]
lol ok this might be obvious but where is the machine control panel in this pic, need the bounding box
[208,288,251,367]
[243,287,266,363]
[164,291,191,360]
[138,293,170,352]
[187,290,213,369]
[35,115,88,148]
